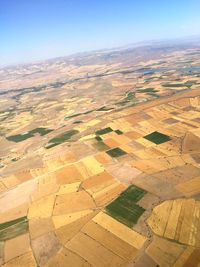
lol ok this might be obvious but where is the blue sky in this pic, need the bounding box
[1,0,200,66]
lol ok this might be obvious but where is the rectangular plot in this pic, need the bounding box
[82,220,138,260]
[96,127,113,135]
[106,201,145,227]
[179,199,196,245]
[0,216,27,231]
[0,216,28,241]
[164,199,182,239]
[115,129,123,135]
[144,131,171,144]
[66,231,124,267]
[95,136,102,141]
[120,185,146,202]
[106,147,127,157]
[105,185,146,227]
[189,203,200,247]
[93,212,147,249]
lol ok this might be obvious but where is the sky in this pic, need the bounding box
[1,0,200,66]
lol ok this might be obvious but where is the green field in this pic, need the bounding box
[137,88,159,93]
[45,143,59,149]
[106,147,127,157]
[126,92,135,100]
[184,80,197,87]
[73,120,83,124]
[147,92,159,98]
[0,216,28,241]
[95,135,103,141]
[49,129,79,143]
[106,185,146,227]
[144,131,171,144]
[65,113,82,120]
[115,129,123,135]
[97,106,114,111]
[96,127,113,135]
[120,185,147,202]
[6,127,52,142]
[162,83,185,87]
[46,129,79,149]
[116,91,135,106]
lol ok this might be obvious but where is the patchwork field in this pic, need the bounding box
[1,44,200,266]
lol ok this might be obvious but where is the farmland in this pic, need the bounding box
[106,185,146,227]
[0,43,200,266]
[6,127,52,142]
[46,129,79,148]
[144,131,171,144]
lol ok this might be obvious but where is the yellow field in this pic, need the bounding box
[148,198,200,247]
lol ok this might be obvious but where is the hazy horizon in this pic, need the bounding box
[1,34,200,69]
[1,0,200,66]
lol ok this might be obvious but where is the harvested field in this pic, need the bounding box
[4,233,31,262]
[44,247,91,267]
[93,212,147,249]
[81,220,138,260]
[147,198,200,247]
[55,165,84,184]
[2,252,37,267]
[146,236,186,267]
[66,231,125,267]
[28,194,55,219]
[53,191,96,215]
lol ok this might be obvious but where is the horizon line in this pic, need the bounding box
[1,34,200,69]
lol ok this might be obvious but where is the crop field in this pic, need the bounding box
[106,147,127,157]
[95,127,113,135]
[137,88,159,93]
[146,236,187,267]
[115,129,123,135]
[6,127,52,142]
[0,216,28,241]
[162,81,197,88]
[46,129,79,148]
[97,106,114,112]
[147,198,200,247]
[116,91,135,106]
[143,131,171,144]
[95,135,102,141]
[106,185,146,227]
